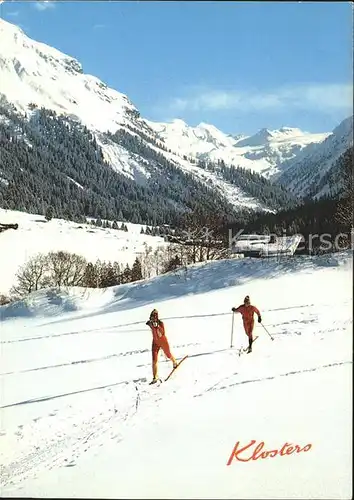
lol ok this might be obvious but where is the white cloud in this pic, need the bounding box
[33,1,56,12]
[161,83,353,115]
[93,24,106,30]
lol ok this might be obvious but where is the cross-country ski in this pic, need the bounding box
[164,355,188,381]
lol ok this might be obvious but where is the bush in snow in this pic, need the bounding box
[163,255,182,274]
[0,294,12,306]
[10,253,51,299]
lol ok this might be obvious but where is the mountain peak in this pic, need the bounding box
[235,128,273,147]
[278,126,305,136]
[235,126,312,148]
[0,18,335,188]
[196,121,219,132]
[331,115,353,139]
[170,118,188,128]
[194,122,234,148]
[0,19,138,133]
[0,17,24,35]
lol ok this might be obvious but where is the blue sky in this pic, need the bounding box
[0,1,352,135]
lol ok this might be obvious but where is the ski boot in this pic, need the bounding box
[246,339,253,354]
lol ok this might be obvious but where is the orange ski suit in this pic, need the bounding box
[147,320,173,364]
[234,304,261,338]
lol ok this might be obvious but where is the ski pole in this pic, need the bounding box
[261,323,274,341]
[230,312,235,348]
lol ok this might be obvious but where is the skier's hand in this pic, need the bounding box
[232,307,236,312]
[146,320,151,326]
[258,316,262,323]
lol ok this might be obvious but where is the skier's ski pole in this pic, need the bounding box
[230,312,235,348]
[261,323,274,341]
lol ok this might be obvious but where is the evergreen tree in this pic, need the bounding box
[113,261,121,284]
[45,205,55,221]
[101,262,118,287]
[83,262,99,288]
[163,255,181,273]
[121,264,132,284]
[131,258,143,282]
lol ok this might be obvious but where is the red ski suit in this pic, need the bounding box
[234,304,261,337]
[147,320,173,364]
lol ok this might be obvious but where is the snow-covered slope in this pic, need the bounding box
[0,18,349,211]
[2,11,326,178]
[277,116,354,198]
[0,208,168,296]
[147,119,237,153]
[148,119,329,178]
[0,18,287,212]
[0,18,139,134]
[0,251,352,498]
[0,19,161,180]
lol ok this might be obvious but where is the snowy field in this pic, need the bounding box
[0,208,167,296]
[0,250,352,498]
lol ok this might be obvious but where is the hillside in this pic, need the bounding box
[0,208,168,296]
[0,96,299,225]
[0,18,330,221]
[277,116,353,198]
[149,119,329,178]
[0,251,352,498]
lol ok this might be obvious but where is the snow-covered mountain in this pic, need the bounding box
[277,116,353,198]
[148,119,329,178]
[0,18,349,216]
[0,18,139,134]
[0,17,159,182]
[0,18,296,215]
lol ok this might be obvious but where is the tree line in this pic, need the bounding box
[4,244,186,302]
[0,98,238,227]
[227,146,353,253]
[0,95,300,232]
[7,251,143,300]
[196,158,298,211]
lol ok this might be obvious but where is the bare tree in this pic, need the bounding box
[140,243,154,279]
[10,253,50,299]
[168,208,230,264]
[46,251,88,287]
[140,242,184,278]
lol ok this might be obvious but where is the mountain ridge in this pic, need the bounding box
[277,115,353,198]
[0,17,350,220]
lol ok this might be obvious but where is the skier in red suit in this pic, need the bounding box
[232,295,262,352]
[146,309,178,384]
